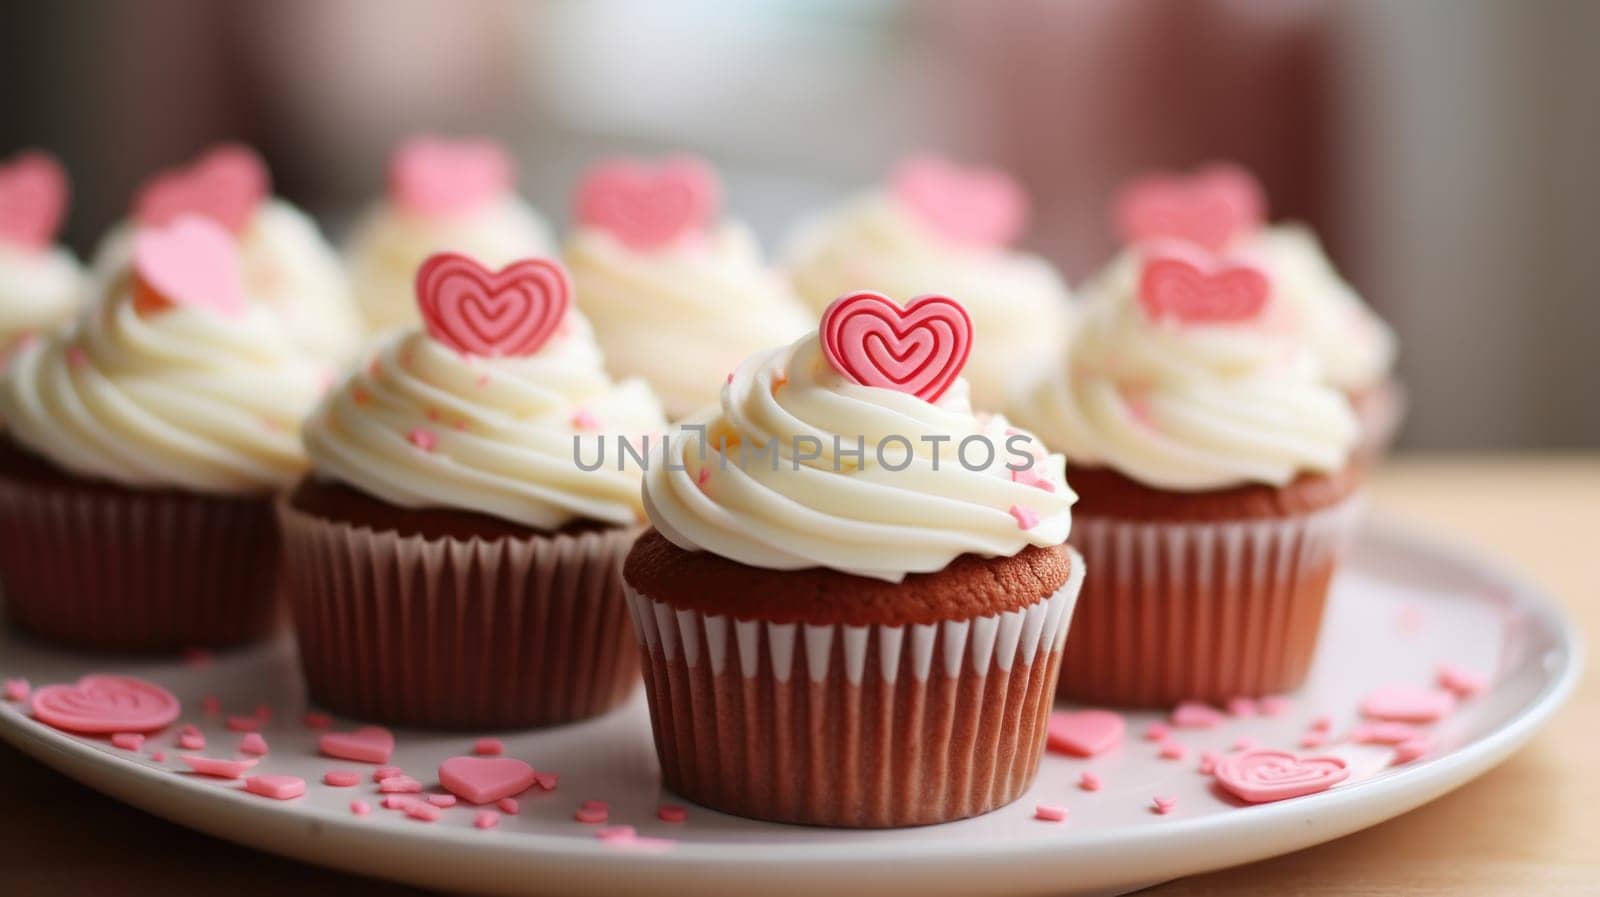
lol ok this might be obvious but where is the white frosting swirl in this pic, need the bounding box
[91,200,363,364]
[565,222,813,420]
[783,193,1073,409]
[1011,249,1358,491]
[345,195,555,335]
[0,244,85,354]
[643,333,1075,582]
[0,281,328,493]
[303,311,666,530]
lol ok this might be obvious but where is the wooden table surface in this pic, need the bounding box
[1,455,1594,896]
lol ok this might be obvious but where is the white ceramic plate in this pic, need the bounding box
[0,517,1581,897]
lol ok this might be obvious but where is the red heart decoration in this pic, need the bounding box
[1138,245,1271,325]
[573,156,720,251]
[1046,709,1125,757]
[891,154,1028,249]
[820,291,973,403]
[438,755,537,805]
[31,675,181,734]
[388,135,513,217]
[132,215,250,319]
[0,150,69,250]
[415,252,570,358]
[1213,748,1349,804]
[133,143,269,235]
[1115,163,1266,251]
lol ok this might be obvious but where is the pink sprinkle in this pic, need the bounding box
[1079,772,1102,791]
[178,731,206,751]
[303,712,332,730]
[1352,721,1426,745]
[1226,697,1257,717]
[405,802,442,823]
[572,409,599,430]
[1011,467,1056,492]
[533,772,558,791]
[180,755,259,779]
[382,795,414,811]
[657,804,687,823]
[239,732,269,756]
[1143,723,1170,741]
[201,696,220,715]
[1437,662,1488,698]
[476,373,491,388]
[473,738,504,757]
[1152,796,1177,815]
[1232,736,1259,752]
[3,678,30,702]
[1034,803,1068,822]
[427,794,457,808]
[244,775,306,800]
[474,811,500,829]
[1300,731,1330,749]
[696,467,711,488]
[350,801,372,817]
[1258,695,1291,716]
[1170,701,1226,729]
[1008,504,1040,530]
[497,797,520,815]
[67,346,87,368]
[374,766,404,782]
[379,775,423,794]
[1159,739,1190,761]
[111,732,145,751]
[181,648,212,669]
[1310,714,1334,732]
[323,771,361,787]
[575,804,609,824]
[726,372,734,384]
[595,825,636,842]
[1198,750,1220,774]
[149,750,166,762]
[408,428,437,452]
[1392,735,1434,765]
[226,715,261,733]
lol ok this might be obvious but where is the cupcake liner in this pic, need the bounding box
[625,550,1084,828]
[277,498,641,730]
[0,472,279,652]
[1058,498,1363,707]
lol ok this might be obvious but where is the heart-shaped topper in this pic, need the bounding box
[0,150,69,250]
[388,135,514,218]
[134,143,270,235]
[573,156,720,251]
[415,252,570,358]
[891,154,1028,249]
[820,291,973,404]
[438,755,537,805]
[1213,748,1349,804]
[132,215,250,320]
[1046,709,1125,757]
[31,674,181,734]
[1114,162,1266,252]
[1138,243,1272,326]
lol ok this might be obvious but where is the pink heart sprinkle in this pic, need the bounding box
[1391,735,1434,765]
[388,135,513,218]
[132,216,249,319]
[149,750,166,762]
[350,801,372,817]
[473,737,504,757]
[1437,662,1488,698]
[133,143,269,235]
[180,754,259,780]
[244,775,305,800]
[1226,697,1258,717]
[1258,695,1291,717]
[1360,684,1457,723]
[1213,749,1349,804]
[226,715,260,733]
[0,150,69,250]
[427,794,457,808]
[571,408,599,430]
[1144,722,1170,741]
[575,804,608,824]
[408,428,438,452]
[111,732,145,751]
[1352,721,1426,745]
[1152,796,1177,815]
[4,678,31,702]
[302,712,332,730]
[1079,772,1102,792]
[595,825,636,842]
[1159,739,1190,761]
[1009,504,1040,530]
[533,771,559,791]
[323,771,361,787]
[1011,467,1056,492]
[1170,701,1227,729]
[1138,244,1271,326]
[415,252,571,359]
[382,795,414,811]
[573,156,721,251]
[438,755,537,805]
[373,765,403,782]
[657,804,688,823]
[1198,750,1220,775]
[178,731,207,751]
[497,797,520,815]
[890,154,1028,249]
[31,675,181,734]
[1114,162,1265,252]
[1034,803,1068,823]
[820,291,974,404]
[319,726,395,764]
[474,811,500,830]
[405,802,442,823]
[379,775,424,794]
[1045,709,1125,758]
[238,732,268,756]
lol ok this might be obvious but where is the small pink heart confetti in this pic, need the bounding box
[132,216,249,319]
[0,150,69,250]
[1139,244,1271,326]
[1213,749,1349,804]
[438,756,538,805]
[1046,709,1125,757]
[388,135,513,218]
[319,726,395,764]
[574,156,720,251]
[890,154,1028,249]
[1114,162,1265,251]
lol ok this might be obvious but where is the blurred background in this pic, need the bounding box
[2,0,1596,449]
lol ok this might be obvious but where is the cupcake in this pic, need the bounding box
[1114,163,1401,458]
[0,215,327,651]
[625,291,1083,827]
[565,155,811,419]
[281,251,666,730]
[91,143,363,365]
[0,150,85,363]
[782,154,1072,410]
[1010,240,1363,707]
[346,135,554,335]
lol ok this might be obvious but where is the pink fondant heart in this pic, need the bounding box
[1171,700,1228,729]
[133,143,269,235]
[891,154,1028,249]
[388,135,513,218]
[31,675,180,734]
[1138,244,1271,325]
[132,216,249,319]
[1213,748,1349,804]
[180,754,260,780]
[1046,709,1125,757]
[1114,162,1266,251]
[1360,684,1457,723]
[438,756,538,805]
[0,150,69,250]
[819,291,973,403]
[319,726,395,764]
[573,156,720,251]
[415,252,570,358]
